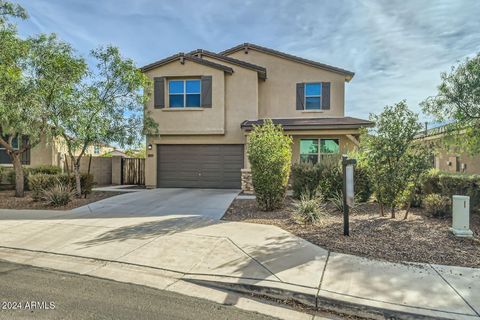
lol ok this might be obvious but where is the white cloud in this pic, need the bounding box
[17,0,480,120]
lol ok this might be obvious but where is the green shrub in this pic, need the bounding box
[248,119,292,211]
[29,174,57,200]
[28,173,94,199]
[423,193,450,217]
[41,182,74,207]
[291,162,372,202]
[421,170,480,210]
[29,165,61,175]
[292,192,326,225]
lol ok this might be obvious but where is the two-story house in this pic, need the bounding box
[141,43,372,191]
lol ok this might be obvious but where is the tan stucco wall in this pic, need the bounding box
[29,137,56,167]
[144,58,259,187]
[227,49,346,119]
[435,151,480,174]
[144,60,226,135]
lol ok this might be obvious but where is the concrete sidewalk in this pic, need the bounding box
[0,209,478,319]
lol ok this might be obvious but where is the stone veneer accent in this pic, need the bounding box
[241,169,254,194]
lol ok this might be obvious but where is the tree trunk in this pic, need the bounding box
[404,202,412,220]
[391,207,396,219]
[380,202,385,216]
[73,160,82,198]
[12,153,24,198]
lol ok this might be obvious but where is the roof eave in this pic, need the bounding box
[140,53,234,74]
[220,43,355,81]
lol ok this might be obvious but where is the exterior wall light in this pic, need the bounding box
[148,144,153,150]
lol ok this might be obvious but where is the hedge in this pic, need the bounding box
[291,162,372,202]
[420,170,480,210]
[28,173,95,200]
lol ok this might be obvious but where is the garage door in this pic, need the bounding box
[157,144,244,189]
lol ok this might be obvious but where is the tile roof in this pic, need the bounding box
[241,117,373,130]
[220,43,354,81]
[189,49,267,79]
[140,53,234,74]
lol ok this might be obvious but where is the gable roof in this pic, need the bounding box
[220,43,355,81]
[140,52,234,74]
[241,117,373,131]
[189,49,267,79]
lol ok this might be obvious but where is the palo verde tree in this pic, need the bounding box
[248,119,292,211]
[421,53,480,154]
[0,1,37,197]
[359,101,432,218]
[48,46,157,196]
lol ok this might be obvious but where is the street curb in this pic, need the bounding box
[185,279,455,320]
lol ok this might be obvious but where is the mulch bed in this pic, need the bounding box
[223,198,480,268]
[0,190,123,211]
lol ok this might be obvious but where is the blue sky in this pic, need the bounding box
[16,0,480,121]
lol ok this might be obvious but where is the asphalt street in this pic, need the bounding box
[0,260,278,320]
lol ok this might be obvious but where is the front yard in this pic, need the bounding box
[0,190,122,210]
[223,198,480,268]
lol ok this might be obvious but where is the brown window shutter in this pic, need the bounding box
[322,82,330,110]
[154,77,165,109]
[201,76,212,108]
[296,83,304,110]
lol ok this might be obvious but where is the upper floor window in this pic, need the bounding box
[305,83,322,110]
[94,146,100,154]
[169,79,201,108]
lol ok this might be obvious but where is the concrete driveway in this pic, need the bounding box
[71,188,240,220]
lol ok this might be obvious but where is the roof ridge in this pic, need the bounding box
[140,52,233,74]
[188,49,267,78]
[219,43,354,81]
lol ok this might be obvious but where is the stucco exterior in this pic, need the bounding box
[142,43,369,189]
[228,49,345,119]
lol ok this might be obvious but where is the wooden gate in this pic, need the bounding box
[121,158,145,185]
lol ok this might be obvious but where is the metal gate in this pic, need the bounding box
[121,158,145,185]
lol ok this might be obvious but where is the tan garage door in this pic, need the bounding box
[157,144,244,189]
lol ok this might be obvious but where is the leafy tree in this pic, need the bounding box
[360,101,432,218]
[48,46,157,196]
[0,2,42,197]
[248,119,292,211]
[0,0,27,23]
[422,53,480,154]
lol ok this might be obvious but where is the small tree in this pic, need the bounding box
[248,119,292,211]
[360,101,432,218]
[0,2,42,197]
[422,53,480,154]
[48,46,157,196]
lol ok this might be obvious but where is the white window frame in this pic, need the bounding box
[0,136,20,150]
[300,138,340,164]
[168,79,201,108]
[304,83,322,110]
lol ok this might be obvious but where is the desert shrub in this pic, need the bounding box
[421,170,480,210]
[29,174,57,200]
[41,182,75,207]
[423,193,450,217]
[28,173,94,199]
[29,165,61,175]
[248,119,292,211]
[292,191,326,225]
[329,190,362,213]
[291,162,372,202]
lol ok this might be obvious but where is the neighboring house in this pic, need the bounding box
[0,135,114,168]
[101,149,128,158]
[417,123,480,174]
[141,43,372,190]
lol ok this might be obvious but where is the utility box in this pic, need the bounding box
[450,195,473,238]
